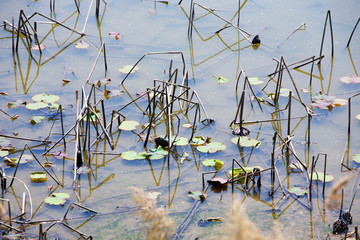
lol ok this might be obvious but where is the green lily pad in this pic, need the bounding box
[30,172,47,183]
[118,120,139,131]
[197,142,226,153]
[173,137,188,146]
[118,65,139,74]
[188,191,207,201]
[231,136,261,147]
[190,136,207,146]
[83,108,101,123]
[340,76,360,84]
[311,172,334,182]
[32,92,60,103]
[44,193,70,205]
[268,88,291,100]
[229,167,254,178]
[202,159,224,171]
[48,103,60,111]
[121,151,147,160]
[352,153,360,163]
[104,89,125,100]
[217,76,229,84]
[248,77,263,85]
[288,187,307,196]
[147,146,168,159]
[8,99,26,109]
[30,116,45,125]
[26,102,48,110]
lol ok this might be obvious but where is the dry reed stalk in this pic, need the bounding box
[131,187,174,240]
[326,174,355,210]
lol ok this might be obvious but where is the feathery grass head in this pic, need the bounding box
[326,174,356,210]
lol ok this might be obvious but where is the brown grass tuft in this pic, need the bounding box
[131,187,174,240]
[326,174,356,210]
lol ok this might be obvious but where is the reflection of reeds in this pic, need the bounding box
[326,174,355,210]
[219,201,284,240]
[131,187,174,240]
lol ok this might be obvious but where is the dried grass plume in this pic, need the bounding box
[131,187,174,240]
[326,174,356,210]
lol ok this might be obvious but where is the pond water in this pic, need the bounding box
[0,0,360,239]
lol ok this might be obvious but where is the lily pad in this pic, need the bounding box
[229,167,254,178]
[188,191,207,201]
[356,114,360,120]
[173,137,188,146]
[0,150,9,157]
[217,76,229,84]
[26,102,48,110]
[30,115,45,125]
[182,123,193,128]
[147,191,161,200]
[95,78,111,87]
[268,88,291,100]
[197,142,226,153]
[108,31,124,40]
[118,120,139,131]
[32,44,46,51]
[32,92,60,103]
[44,193,70,205]
[340,76,360,84]
[149,146,168,156]
[118,65,139,74]
[4,154,34,166]
[121,151,147,160]
[51,151,68,159]
[8,99,26,109]
[190,136,208,146]
[288,187,307,196]
[231,136,261,148]
[207,177,229,186]
[352,153,360,163]
[74,166,92,174]
[84,109,101,123]
[248,77,263,85]
[202,159,224,171]
[311,172,334,182]
[333,98,348,106]
[104,89,125,100]
[30,172,47,183]
[75,40,90,49]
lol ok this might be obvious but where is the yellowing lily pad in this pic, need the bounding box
[202,159,224,171]
[197,142,226,153]
[26,102,48,110]
[188,191,206,201]
[333,98,348,106]
[311,172,334,182]
[231,136,261,148]
[30,116,45,125]
[32,92,60,103]
[44,193,70,205]
[248,77,263,85]
[30,172,47,183]
[217,76,229,84]
[352,153,360,163]
[118,65,139,74]
[118,120,139,131]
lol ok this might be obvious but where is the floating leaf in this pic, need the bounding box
[118,65,139,74]
[0,150,9,157]
[340,76,360,84]
[311,93,347,110]
[231,136,261,147]
[311,172,334,182]
[288,187,307,196]
[94,78,111,87]
[248,77,263,85]
[8,99,26,109]
[229,167,254,178]
[352,154,360,163]
[30,115,45,125]
[301,88,310,93]
[83,108,101,123]
[197,142,226,153]
[26,102,48,110]
[121,151,146,160]
[119,120,139,131]
[104,89,125,99]
[173,137,188,146]
[232,126,250,136]
[32,92,60,103]
[108,31,124,40]
[207,177,229,186]
[62,79,71,85]
[48,103,59,111]
[74,166,91,174]
[31,44,45,51]
[217,76,229,84]
[182,123,193,128]
[356,114,360,120]
[333,98,348,106]
[202,159,224,171]
[268,88,291,100]
[30,172,47,183]
[10,115,19,121]
[51,151,68,159]
[190,136,207,146]
[3,157,17,167]
[0,92,8,96]
[147,191,160,200]
[44,193,70,205]
[188,191,206,201]
[149,146,168,156]
[75,40,90,49]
